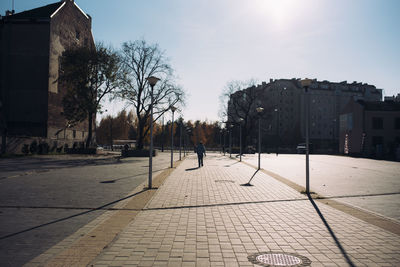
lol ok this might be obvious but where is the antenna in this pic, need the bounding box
[12,0,15,13]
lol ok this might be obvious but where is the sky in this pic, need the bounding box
[2,0,400,123]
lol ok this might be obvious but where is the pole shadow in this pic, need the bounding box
[224,161,240,167]
[240,170,259,186]
[185,167,199,171]
[308,194,356,267]
[100,167,170,184]
[0,189,150,240]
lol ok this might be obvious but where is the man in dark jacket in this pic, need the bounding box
[196,142,206,167]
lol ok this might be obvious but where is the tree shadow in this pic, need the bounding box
[0,188,150,240]
[308,194,356,267]
[240,169,259,186]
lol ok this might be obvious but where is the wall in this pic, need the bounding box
[0,20,50,137]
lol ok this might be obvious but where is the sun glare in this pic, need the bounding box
[252,0,301,28]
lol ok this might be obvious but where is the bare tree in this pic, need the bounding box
[116,39,185,150]
[219,79,259,150]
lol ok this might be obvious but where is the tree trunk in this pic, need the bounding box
[136,119,145,150]
[86,112,93,148]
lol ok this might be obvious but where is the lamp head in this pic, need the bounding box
[256,107,264,113]
[170,105,177,112]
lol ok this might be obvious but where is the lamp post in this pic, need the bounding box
[301,78,312,195]
[161,115,164,152]
[146,76,160,189]
[256,107,264,170]
[229,124,233,158]
[274,108,278,156]
[179,119,182,161]
[239,118,244,161]
[170,105,177,168]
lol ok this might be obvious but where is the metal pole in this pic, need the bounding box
[239,123,242,162]
[277,109,279,156]
[179,121,182,160]
[258,115,261,170]
[148,86,154,189]
[223,131,226,156]
[305,86,310,194]
[229,128,232,158]
[171,112,174,168]
[161,116,164,152]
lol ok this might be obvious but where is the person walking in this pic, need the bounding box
[196,142,206,167]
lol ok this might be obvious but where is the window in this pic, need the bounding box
[75,30,80,40]
[395,118,400,130]
[82,131,85,138]
[73,130,76,138]
[372,117,383,129]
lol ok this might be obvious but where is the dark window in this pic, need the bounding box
[73,130,76,138]
[395,118,400,129]
[372,117,383,129]
[82,131,84,138]
[75,30,80,40]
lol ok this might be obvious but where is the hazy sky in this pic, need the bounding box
[2,0,399,122]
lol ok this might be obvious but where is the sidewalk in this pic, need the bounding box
[87,153,399,266]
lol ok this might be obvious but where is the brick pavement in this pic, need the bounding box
[89,153,400,266]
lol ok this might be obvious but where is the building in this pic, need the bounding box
[227,78,382,153]
[339,99,400,160]
[0,0,95,153]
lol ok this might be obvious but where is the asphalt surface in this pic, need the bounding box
[0,151,182,267]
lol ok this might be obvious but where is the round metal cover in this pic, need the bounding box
[248,252,311,267]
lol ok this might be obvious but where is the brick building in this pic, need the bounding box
[0,0,95,153]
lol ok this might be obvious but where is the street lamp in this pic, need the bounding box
[256,107,264,170]
[170,105,177,168]
[179,119,183,161]
[301,78,312,195]
[229,124,233,158]
[274,108,278,156]
[146,76,160,189]
[239,118,244,161]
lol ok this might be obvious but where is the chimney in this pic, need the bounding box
[5,10,15,16]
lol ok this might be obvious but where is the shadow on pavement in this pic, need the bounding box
[100,167,170,184]
[0,189,150,240]
[224,161,240,167]
[185,167,199,171]
[240,170,259,186]
[308,194,356,267]
[0,156,124,174]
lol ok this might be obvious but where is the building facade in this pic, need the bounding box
[339,99,400,160]
[227,78,382,153]
[0,0,95,153]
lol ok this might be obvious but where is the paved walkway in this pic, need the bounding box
[85,153,400,267]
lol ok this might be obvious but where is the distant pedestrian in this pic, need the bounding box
[196,142,206,167]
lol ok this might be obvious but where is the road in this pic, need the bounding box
[240,153,400,222]
[0,151,182,267]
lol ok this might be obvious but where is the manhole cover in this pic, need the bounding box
[248,252,311,267]
[214,180,235,183]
